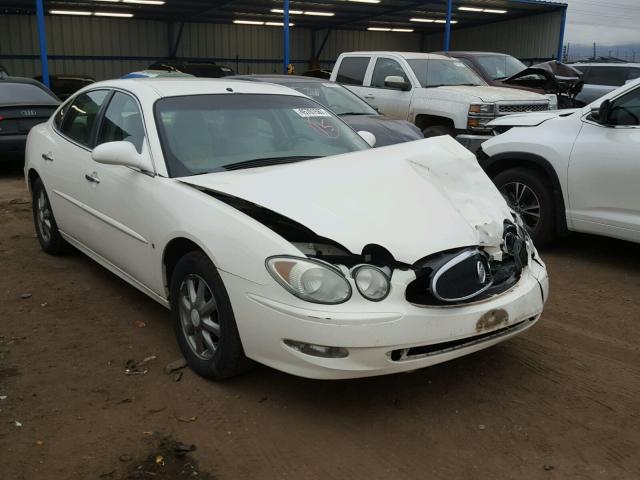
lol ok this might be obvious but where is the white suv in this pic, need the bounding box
[479,78,640,246]
[330,51,552,151]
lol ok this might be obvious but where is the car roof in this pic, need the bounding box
[232,75,328,84]
[86,77,309,99]
[442,51,509,57]
[0,76,59,103]
[341,51,450,60]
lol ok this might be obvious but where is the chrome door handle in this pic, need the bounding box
[42,153,54,162]
[364,95,375,100]
[85,173,100,184]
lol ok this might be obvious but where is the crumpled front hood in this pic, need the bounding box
[488,108,579,127]
[340,114,423,147]
[178,136,512,264]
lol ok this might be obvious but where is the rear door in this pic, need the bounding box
[46,89,111,246]
[568,85,640,242]
[367,56,414,119]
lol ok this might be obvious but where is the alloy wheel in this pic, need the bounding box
[499,181,541,232]
[178,274,220,360]
[37,190,53,244]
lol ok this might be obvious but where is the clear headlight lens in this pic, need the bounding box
[352,265,390,301]
[266,256,351,304]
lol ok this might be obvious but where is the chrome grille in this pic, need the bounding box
[498,103,549,115]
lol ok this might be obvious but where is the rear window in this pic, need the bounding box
[584,67,629,86]
[336,57,370,86]
[0,82,57,104]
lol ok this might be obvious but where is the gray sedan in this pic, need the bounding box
[233,75,423,147]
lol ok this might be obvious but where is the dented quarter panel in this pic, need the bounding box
[178,136,512,264]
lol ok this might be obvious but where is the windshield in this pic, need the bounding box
[408,59,486,87]
[155,94,369,177]
[285,81,377,116]
[476,55,526,80]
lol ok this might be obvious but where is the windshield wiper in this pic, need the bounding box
[221,155,318,171]
[338,112,371,116]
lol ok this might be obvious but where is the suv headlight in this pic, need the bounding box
[469,103,496,115]
[266,256,352,304]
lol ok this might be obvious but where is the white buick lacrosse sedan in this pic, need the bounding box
[24,78,548,380]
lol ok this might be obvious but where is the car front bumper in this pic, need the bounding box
[455,133,493,153]
[220,257,548,379]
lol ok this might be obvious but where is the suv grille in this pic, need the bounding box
[498,103,549,115]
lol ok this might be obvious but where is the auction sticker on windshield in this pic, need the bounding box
[293,108,331,118]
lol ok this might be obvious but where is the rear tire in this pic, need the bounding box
[170,251,252,380]
[31,177,70,255]
[492,167,556,247]
[422,125,455,138]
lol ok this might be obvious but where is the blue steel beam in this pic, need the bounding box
[444,0,453,52]
[556,5,567,61]
[35,0,49,88]
[283,0,290,74]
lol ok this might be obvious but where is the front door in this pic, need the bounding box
[366,56,414,120]
[568,86,640,242]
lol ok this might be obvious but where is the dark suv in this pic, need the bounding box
[571,63,640,105]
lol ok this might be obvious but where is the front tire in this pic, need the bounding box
[492,167,556,246]
[422,125,455,138]
[169,251,252,380]
[31,177,70,255]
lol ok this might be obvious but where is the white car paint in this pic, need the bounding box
[483,78,640,244]
[25,78,548,379]
[330,52,550,151]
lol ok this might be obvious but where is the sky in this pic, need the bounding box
[563,0,640,45]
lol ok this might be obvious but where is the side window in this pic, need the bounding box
[608,88,640,126]
[586,67,628,86]
[336,57,370,86]
[53,100,71,130]
[59,90,109,147]
[97,92,145,153]
[370,58,409,88]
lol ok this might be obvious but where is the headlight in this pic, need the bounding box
[469,103,495,115]
[266,256,351,304]
[352,265,390,301]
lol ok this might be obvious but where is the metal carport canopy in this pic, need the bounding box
[1,0,567,84]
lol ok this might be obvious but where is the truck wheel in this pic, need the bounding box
[422,125,455,138]
[492,167,556,247]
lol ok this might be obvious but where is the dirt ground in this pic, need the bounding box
[1,159,639,480]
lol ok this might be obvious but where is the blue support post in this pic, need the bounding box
[283,0,290,74]
[444,0,453,52]
[35,0,50,87]
[556,5,567,61]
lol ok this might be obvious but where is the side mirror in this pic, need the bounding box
[92,141,152,172]
[358,130,376,147]
[384,75,410,91]
[591,99,611,124]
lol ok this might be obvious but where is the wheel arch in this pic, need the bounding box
[27,168,41,194]
[414,114,455,131]
[162,237,210,297]
[480,151,569,236]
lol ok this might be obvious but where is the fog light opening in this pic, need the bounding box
[283,339,349,358]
